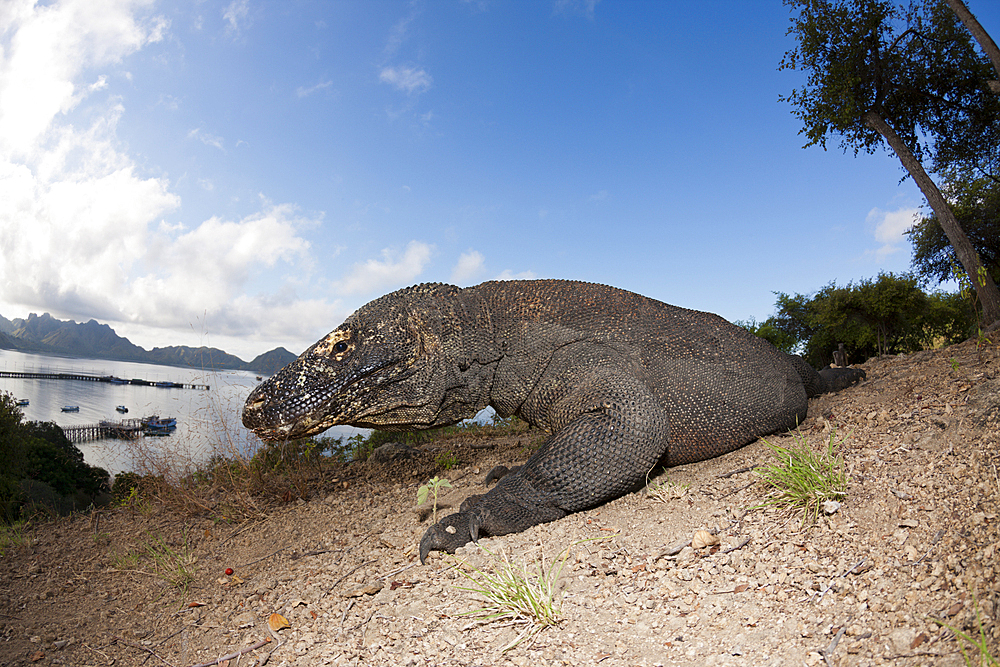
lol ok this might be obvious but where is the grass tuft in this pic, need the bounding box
[931,595,999,667]
[753,430,848,525]
[450,544,574,652]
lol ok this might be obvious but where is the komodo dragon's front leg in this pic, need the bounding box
[419,370,670,562]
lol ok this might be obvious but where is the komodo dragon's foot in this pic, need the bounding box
[419,476,566,563]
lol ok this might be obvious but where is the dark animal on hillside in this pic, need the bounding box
[242,280,865,562]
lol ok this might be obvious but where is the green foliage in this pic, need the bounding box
[908,173,1000,287]
[417,476,452,524]
[780,0,998,162]
[735,317,800,354]
[0,392,110,521]
[435,450,459,470]
[452,543,575,652]
[0,519,31,556]
[763,273,973,367]
[754,430,848,526]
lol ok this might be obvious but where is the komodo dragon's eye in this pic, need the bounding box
[334,341,349,353]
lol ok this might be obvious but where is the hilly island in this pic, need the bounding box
[0,312,297,376]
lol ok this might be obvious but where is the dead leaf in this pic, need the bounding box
[910,632,928,649]
[268,612,291,632]
[734,583,748,593]
[30,650,44,662]
[310,610,318,619]
[692,530,720,549]
[290,599,308,607]
[187,601,207,608]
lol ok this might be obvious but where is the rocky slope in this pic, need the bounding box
[1,338,997,667]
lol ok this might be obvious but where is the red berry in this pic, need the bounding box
[225,568,234,576]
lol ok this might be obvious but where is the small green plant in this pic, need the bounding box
[753,430,847,525]
[952,263,995,359]
[931,595,999,666]
[142,530,197,590]
[950,357,961,372]
[112,530,197,591]
[417,476,453,523]
[0,520,31,556]
[435,450,459,470]
[451,544,574,652]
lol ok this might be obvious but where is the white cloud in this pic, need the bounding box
[451,250,485,285]
[0,0,163,158]
[866,206,919,260]
[379,66,432,94]
[0,0,328,355]
[553,0,600,19]
[296,80,333,98]
[336,241,434,295]
[188,127,224,151]
[223,0,250,35]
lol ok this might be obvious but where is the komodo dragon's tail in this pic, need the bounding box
[817,366,867,393]
[786,354,866,397]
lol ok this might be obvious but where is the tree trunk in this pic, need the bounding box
[863,110,1000,326]
[945,0,1000,93]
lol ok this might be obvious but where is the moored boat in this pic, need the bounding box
[16,398,29,406]
[116,405,129,413]
[61,405,80,412]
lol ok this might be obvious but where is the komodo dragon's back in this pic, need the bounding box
[243,279,865,562]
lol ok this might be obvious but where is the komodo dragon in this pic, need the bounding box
[242,279,864,563]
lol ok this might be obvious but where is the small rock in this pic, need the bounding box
[822,500,841,515]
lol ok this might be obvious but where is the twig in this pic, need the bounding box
[238,545,291,569]
[821,617,851,667]
[376,561,417,581]
[654,539,691,560]
[718,465,762,478]
[721,536,751,554]
[328,559,377,593]
[719,481,755,499]
[187,637,271,667]
[114,637,177,667]
[338,599,356,638]
[817,558,866,604]
[82,643,111,663]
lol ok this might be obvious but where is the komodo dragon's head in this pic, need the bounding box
[242,283,467,441]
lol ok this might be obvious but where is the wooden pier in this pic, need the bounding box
[64,419,145,443]
[0,371,209,390]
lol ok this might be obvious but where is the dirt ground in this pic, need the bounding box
[2,339,999,667]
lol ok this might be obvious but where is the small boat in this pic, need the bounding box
[141,415,177,433]
[15,398,29,406]
[61,405,80,412]
[116,405,129,413]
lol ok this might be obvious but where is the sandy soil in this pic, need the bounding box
[1,338,998,667]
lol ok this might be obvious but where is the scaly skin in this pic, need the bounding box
[242,280,864,563]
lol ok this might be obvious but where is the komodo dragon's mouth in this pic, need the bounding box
[242,354,418,441]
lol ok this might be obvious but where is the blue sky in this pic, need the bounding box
[1,0,997,361]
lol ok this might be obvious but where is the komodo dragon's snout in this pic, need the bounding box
[242,279,865,564]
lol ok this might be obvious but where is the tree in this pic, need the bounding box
[907,171,1000,285]
[781,0,1000,326]
[761,274,972,367]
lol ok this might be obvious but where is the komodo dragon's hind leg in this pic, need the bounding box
[419,374,670,562]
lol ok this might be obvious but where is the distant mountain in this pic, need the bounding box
[0,312,298,375]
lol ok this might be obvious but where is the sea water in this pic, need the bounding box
[0,350,363,477]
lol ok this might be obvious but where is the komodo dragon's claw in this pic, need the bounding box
[419,512,475,564]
